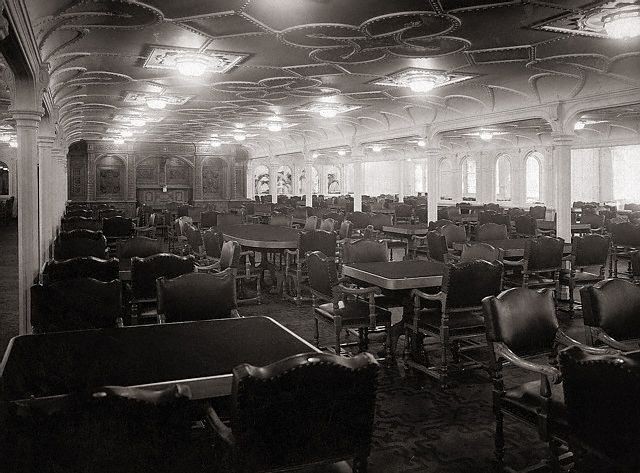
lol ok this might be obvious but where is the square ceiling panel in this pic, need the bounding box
[143,46,248,73]
[182,13,266,38]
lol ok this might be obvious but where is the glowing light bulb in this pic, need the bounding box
[479,131,493,141]
[267,122,282,132]
[338,149,346,156]
[319,108,338,118]
[130,118,146,127]
[9,140,17,148]
[146,96,169,110]
[574,121,586,130]
[0,134,10,142]
[417,139,426,147]
[234,133,246,142]
[372,144,382,152]
[175,54,209,77]
[120,129,133,137]
[604,11,640,39]
[210,138,222,147]
[113,137,125,145]
[409,77,437,93]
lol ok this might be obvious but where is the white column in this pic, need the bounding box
[304,157,314,208]
[398,159,406,202]
[426,149,439,222]
[14,109,42,334]
[268,158,278,204]
[38,133,55,262]
[52,146,67,238]
[552,134,574,241]
[598,147,614,203]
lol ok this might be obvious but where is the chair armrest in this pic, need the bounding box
[596,331,635,351]
[411,288,445,302]
[494,342,561,384]
[502,259,524,267]
[195,261,221,272]
[205,406,235,447]
[556,330,619,355]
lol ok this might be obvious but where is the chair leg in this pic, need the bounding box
[255,275,261,304]
[335,323,342,355]
[548,438,562,473]
[494,409,505,470]
[314,315,320,347]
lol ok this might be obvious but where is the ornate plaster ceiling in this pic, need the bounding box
[23,0,640,156]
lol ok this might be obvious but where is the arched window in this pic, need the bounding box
[254,165,270,195]
[276,165,292,195]
[525,152,542,203]
[298,166,319,194]
[495,154,512,202]
[439,158,454,200]
[0,160,8,195]
[326,165,340,194]
[461,156,476,197]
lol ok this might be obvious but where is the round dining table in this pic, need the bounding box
[221,224,299,294]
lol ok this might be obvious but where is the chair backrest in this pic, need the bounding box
[319,217,336,232]
[459,243,503,263]
[349,211,371,229]
[342,239,388,264]
[442,260,503,310]
[529,205,546,220]
[484,203,501,212]
[61,216,102,232]
[102,216,134,239]
[580,212,604,229]
[303,215,319,231]
[491,213,511,231]
[116,237,162,260]
[339,220,353,240]
[130,253,195,300]
[200,210,218,228]
[299,230,337,259]
[572,233,610,267]
[524,236,564,272]
[559,346,640,468]
[427,219,453,231]
[610,221,640,246]
[425,230,447,262]
[515,215,537,235]
[65,209,94,219]
[157,269,238,323]
[203,228,224,258]
[219,240,241,270]
[507,207,525,220]
[98,209,121,219]
[306,251,339,299]
[394,203,413,219]
[183,223,203,251]
[581,278,640,341]
[217,213,243,228]
[269,213,292,227]
[230,352,379,473]
[54,230,108,260]
[440,223,466,248]
[446,206,461,218]
[31,278,122,333]
[476,223,508,242]
[478,210,497,226]
[292,206,309,220]
[370,213,393,231]
[42,256,119,284]
[483,287,559,355]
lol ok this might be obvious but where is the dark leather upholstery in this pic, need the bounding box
[572,233,610,267]
[529,205,546,220]
[440,224,466,248]
[339,220,353,240]
[483,287,558,354]
[299,230,337,260]
[217,213,243,227]
[342,239,388,264]
[307,251,339,299]
[319,217,336,232]
[116,237,162,260]
[269,213,291,226]
[515,215,536,236]
[157,269,238,322]
[426,231,447,262]
[65,209,94,219]
[303,215,319,230]
[370,213,392,230]
[460,243,502,262]
[219,240,241,270]
[610,221,640,247]
[394,203,413,221]
[349,211,371,230]
[54,230,108,260]
[441,260,503,310]
[203,228,224,258]
[228,352,379,473]
[476,223,508,242]
[524,236,564,272]
[42,256,119,284]
[560,346,640,469]
[503,381,566,426]
[102,216,134,239]
[31,278,122,332]
[581,212,605,230]
[580,278,640,340]
[130,253,195,300]
[61,216,101,231]
[98,209,121,219]
[484,203,501,212]
[427,219,453,231]
[478,210,497,226]
[183,223,203,250]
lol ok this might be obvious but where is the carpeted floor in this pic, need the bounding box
[0,223,621,472]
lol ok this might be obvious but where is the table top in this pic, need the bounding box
[535,220,591,232]
[453,239,572,257]
[0,316,318,403]
[222,224,299,249]
[382,224,430,236]
[342,260,445,290]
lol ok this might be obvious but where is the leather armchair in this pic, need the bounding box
[206,352,379,473]
[580,278,640,350]
[31,278,123,333]
[42,256,119,285]
[102,216,135,247]
[609,221,640,277]
[394,203,413,224]
[459,242,503,263]
[214,240,262,305]
[307,251,391,356]
[54,229,109,260]
[407,259,503,386]
[61,216,102,232]
[482,287,613,472]
[476,223,508,242]
[157,268,239,323]
[514,215,537,238]
[116,236,162,269]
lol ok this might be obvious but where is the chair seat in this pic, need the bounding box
[315,300,391,326]
[503,380,568,431]
[559,270,602,284]
[414,309,484,335]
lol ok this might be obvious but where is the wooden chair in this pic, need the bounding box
[609,221,640,277]
[307,251,391,356]
[342,239,388,265]
[581,278,640,350]
[31,278,122,333]
[206,352,379,473]
[130,253,195,323]
[476,223,508,242]
[427,219,453,231]
[394,203,413,224]
[514,215,537,238]
[529,205,547,220]
[440,223,466,249]
[459,243,503,263]
[200,210,219,228]
[319,217,337,232]
[214,240,262,305]
[217,213,243,228]
[156,268,240,323]
[64,208,94,219]
[42,256,119,285]
[407,260,503,386]
[116,237,162,268]
[303,215,319,230]
[482,287,610,472]
[102,216,135,250]
[580,212,605,234]
[202,228,224,263]
[61,216,102,232]
[54,230,109,260]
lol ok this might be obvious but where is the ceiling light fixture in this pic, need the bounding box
[0,134,10,142]
[210,138,222,147]
[574,120,586,130]
[409,77,438,93]
[417,139,426,147]
[318,107,338,119]
[175,54,209,77]
[146,96,169,110]
[130,117,146,127]
[267,122,282,132]
[120,129,134,138]
[372,144,382,152]
[233,133,246,142]
[113,137,125,145]
[479,131,493,141]
[9,139,17,148]
[338,149,346,156]
[603,8,640,39]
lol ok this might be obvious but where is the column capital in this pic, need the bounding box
[12,109,42,126]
